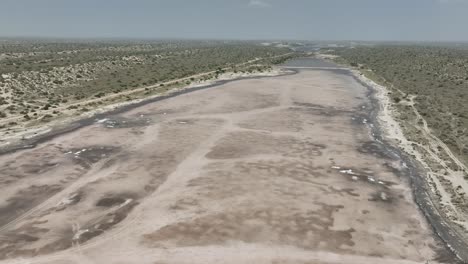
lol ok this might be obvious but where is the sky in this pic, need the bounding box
[1,0,468,41]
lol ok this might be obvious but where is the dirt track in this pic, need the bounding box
[0,62,455,263]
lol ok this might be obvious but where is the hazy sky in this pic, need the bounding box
[1,0,468,41]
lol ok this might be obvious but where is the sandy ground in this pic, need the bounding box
[0,67,285,148]
[0,66,454,263]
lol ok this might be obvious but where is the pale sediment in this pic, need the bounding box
[352,69,468,263]
[0,62,457,264]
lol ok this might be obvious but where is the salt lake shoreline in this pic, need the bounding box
[0,68,297,155]
[0,57,465,262]
[349,68,467,263]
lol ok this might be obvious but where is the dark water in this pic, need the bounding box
[281,57,339,68]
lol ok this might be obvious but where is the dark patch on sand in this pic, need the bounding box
[206,132,326,160]
[99,116,152,129]
[382,162,407,178]
[0,148,63,187]
[357,141,398,160]
[290,105,353,117]
[96,197,127,207]
[0,228,73,260]
[0,70,296,156]
[73,199,138,244]
[368,191,395,204]
[66,145,120,168]
[328,187,360,197]
[351,113,371,126]
[347,63,465,262]
[293,102,328,109]
[55,191,82,211]
[431,242,463,263]
[0,219,71,260]
[0,184,63,227]
[19,162,59,175]
[10,233,39,242]
[143,203,355,252]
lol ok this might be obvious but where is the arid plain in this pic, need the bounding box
[0,61,454,263]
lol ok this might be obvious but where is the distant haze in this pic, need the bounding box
[1,0,468,41]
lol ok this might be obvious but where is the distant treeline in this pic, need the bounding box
[332,46,468,163]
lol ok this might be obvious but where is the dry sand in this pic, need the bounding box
[353,69,468,262]
[0,67,285,149]
[0,66,454,263]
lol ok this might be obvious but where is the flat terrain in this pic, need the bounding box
[0,63,452,263]
[0,40,291,138]
[328,46,468,259]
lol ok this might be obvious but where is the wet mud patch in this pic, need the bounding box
[0,221,50,258]
[55,191,82,211]
[65,145,120,168]
[351,112,371,126]
[169,197,201,211]
[189,160,327,200]
[328,186,360,197]
[234,159,327,183]
[206,131,326,160]
[290,103,353,117]
[197,92,280,114]
[96,197,127,207]
[368,191,395,204]
[0,184,63,227]
[287,141,326,159]
[0,226,73,260]
[357,141,398,160]
[431,243,463,264]
[293,102,328,109]
[96,192,138,207]
[73,199,138,244]
[0,147,63,186]
[237,109,304,132]
[383,161,408,178]
[96,115,152,129]
[355,103,372,112]
[142,203,355,252]
[0,194,139,259]
[0,232,41,248]
[16,161,59,175]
